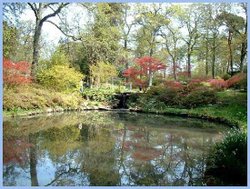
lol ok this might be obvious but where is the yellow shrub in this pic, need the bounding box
[37,65,84,92]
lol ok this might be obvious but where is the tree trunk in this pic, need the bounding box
[205,32,209,76]
[227,31,233,76]
[31,21,42,78]
[240,40,246,73]
[211,32,216,79]
[173,58,177,80]
[28,3,69,78]
[187,51,191,78]
[29,134,38,186]
[240,9,247,73]
[148,71,153,88]
[124,39,129,82]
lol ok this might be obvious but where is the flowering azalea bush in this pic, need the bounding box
[208,78,227,90]
[226,73,247,90]
[3,58,32,86]
[164,80,184,90]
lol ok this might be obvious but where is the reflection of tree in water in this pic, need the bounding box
[116,124,215,186]
[3,112,225,186]
[38,125,84,186]
[81,127,120,186]
[3,122,32,186]
[29,134,38,186]
[3,164,19,186]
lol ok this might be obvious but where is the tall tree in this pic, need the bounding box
[120,4,136,70]
[217,10,245,75]
[3,21,18,59]
[180,5,202,78]
[28,3,69,77]
[81,3,123,86]
[135,4,169,57]
[239,3,247,73]
[202,4,220,78]
[160,6,182,81]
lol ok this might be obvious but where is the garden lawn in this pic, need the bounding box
[161,90,247,130]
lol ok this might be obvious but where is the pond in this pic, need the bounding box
[3,111,229,186]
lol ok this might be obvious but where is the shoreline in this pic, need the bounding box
[3,106,241,129]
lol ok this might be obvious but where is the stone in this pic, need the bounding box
[46,108,53,113]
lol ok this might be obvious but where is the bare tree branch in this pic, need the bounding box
[45,20,82,41]
[28,3,38,20]
[40,3,69,24]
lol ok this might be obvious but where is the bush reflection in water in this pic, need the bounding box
[3,111,227,186]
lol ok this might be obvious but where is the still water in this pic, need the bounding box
[3,111,228,186]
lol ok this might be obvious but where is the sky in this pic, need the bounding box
[19,3,89,58]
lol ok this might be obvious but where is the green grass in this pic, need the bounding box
[133,90,247,130]
[190,90,247,129]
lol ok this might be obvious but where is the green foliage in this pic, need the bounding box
[3,21,18,59]
[37,65,83,92]
[38,50,70,72]
[50,50,70,66]
[182,88,217,108]
[90,61,118,85]
[222,74,231,80]
[205,129,247,185]
[126,93,140,107]
[81,87,116,102]
[135,85,217,109]
[145,85,180,107]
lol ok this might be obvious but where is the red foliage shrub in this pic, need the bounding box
[187,79,205,90]
[3,58,32,86]
[226,73,247,89]
[177,71,189,77]
[164,80,184,90]
[208,79,227,90]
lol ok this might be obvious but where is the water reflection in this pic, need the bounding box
[3,111,227,186]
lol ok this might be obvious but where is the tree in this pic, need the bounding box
[178,4,202,78]
[119,4,137,80]
[123,56,166,88]
[28,3,69,77]
[3,3,26,25]
[135,4,169,57]
[160,12,182,80]
[217,10,245,75]
[79,3,123,86]
[239,3,247,73]
[199,4,220,78]
[90,61,118,87]
[3,21,18,59]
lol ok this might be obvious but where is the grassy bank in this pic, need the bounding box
[128,90,247,130]
[3,84,247,131]
[3,84,118,118]
[3,84,83,116]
